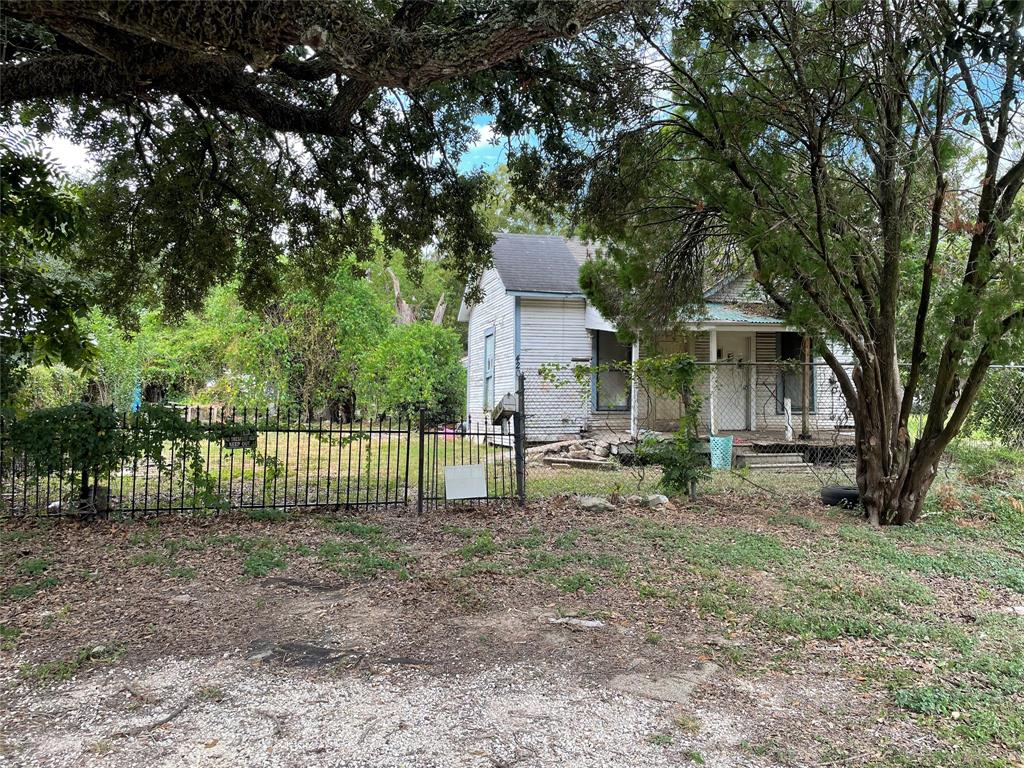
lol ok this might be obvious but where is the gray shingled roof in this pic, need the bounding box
[490,233,594,294]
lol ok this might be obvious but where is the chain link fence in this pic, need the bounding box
[520,359,1024,499]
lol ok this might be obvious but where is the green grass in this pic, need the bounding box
[459,531,499,559]
[20,645,123,682]
[0,624,21,651]
[3,576,59,600]
[526,466,663,499]
[128,550,173,568]
[16,557,51,576]
[246,507,290,522]
[315,516,412,579]
[241,543,289,577]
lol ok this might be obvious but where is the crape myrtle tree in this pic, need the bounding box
[566,0,1024,525]
[0,0,648,324]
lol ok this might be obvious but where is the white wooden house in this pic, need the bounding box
[458,234,853,444]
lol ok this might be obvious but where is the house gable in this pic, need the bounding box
[704,273,766,303]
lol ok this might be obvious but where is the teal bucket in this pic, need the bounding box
[709,435,734,470]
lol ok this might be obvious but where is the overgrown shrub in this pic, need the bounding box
[7,403,241,511]
[634,354,707,496]
[12,364,87,412]
[357,323,466,422]
[540,351,707,496]
[947,440,1024,486]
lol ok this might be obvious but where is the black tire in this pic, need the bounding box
[820,485,860,507]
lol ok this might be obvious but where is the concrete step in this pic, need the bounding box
[735,451,806,467]
[744,461,815,471]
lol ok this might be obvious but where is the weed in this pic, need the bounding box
[3,576,59,600]
[16,557,51,576]
[457,561,508,577]
[682,749,706,764]
[647,732,673,746]
[636,580,678,604]
[441,524,476,539]
[459,531,499,559]
[0,624,21,651]
[128,551,171,568]
[553,530,580,550]
[197,685,224,701]
[42,605,71,628]
[550,570,599,593]
[242,545,288,577]
[645,631,663,645]
[768,512,822,531]
[510,528,545,550]
[674,711,701,733]
[322,517,383,539]
[20,645,122,682]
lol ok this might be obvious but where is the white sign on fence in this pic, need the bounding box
[444,464,487,500]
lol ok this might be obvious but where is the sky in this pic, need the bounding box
[458,119,505,174]
[44,117,505,179]
[44,134,97,179]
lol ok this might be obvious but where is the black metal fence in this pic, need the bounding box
[0,404,525,518]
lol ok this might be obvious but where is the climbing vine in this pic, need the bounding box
[538,352,708,496]
[7,403,260,512]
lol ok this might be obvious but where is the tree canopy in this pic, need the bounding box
[0,133,93,408]
[1,1,645,321]
[569,0,1024,524]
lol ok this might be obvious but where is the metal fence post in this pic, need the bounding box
[417,408,426,517]
[514,373,526,505]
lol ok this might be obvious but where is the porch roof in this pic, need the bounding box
[687,302,786,326]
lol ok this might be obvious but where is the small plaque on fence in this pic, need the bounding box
[444,464,487,500]
[222,433,257,450]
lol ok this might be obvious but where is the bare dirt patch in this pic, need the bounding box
[3,493,1012,766]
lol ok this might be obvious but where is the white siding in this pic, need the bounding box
[465,268,516,427]
[519,298,592,442]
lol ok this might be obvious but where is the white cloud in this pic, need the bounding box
[469,123,495,149]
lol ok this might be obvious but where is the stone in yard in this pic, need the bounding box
[642,494,670,508]
[578,496,615,512]
[593,444,611,458]
[169,594,194,605]
[998,606,1024,617]
[625,495,643,506]
[548,617,605,629]
[608,663,720,704]
[568,448,592,460]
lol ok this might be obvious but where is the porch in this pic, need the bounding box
[625,323,855,453]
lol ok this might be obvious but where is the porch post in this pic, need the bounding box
[708,328,718,434]
[800,334,812,439]
[629,337,640,438]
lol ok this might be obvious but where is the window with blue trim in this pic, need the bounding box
[483,329,495,411]
[594,330,631,411]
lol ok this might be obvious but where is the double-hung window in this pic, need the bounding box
[483,329,495,411]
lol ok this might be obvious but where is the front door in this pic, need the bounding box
[715,332,751,431]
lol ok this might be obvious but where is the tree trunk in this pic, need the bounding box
[851,365,942,526]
